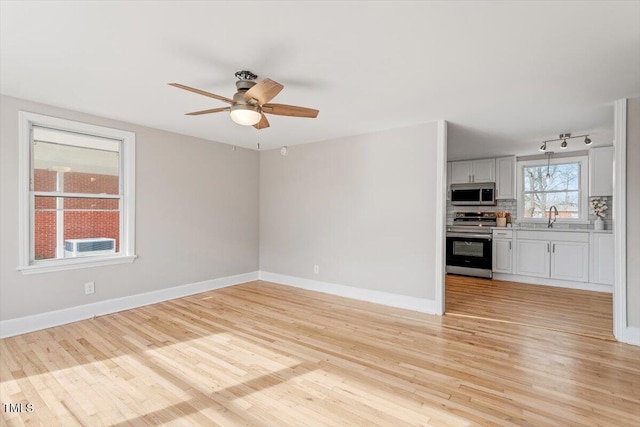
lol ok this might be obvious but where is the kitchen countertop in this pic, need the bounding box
[493,226,613,234]
[445,224,614,234]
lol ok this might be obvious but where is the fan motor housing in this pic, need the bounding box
[234,79,258,106]
[235,79,256,91]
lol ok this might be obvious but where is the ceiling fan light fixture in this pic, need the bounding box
[230,104,261,126]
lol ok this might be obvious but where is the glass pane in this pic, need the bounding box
[34,196,120,260]
[33,169,58,192]
[453,241,484,257]
[33,127,120,195]
[523,161,581,219]
[548,163,579,191]
[523,163,579,193]
[523,191,580,219]
[34,210,57,260]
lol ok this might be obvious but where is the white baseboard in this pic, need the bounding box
[259,271,439,314]
[0,271,259,339]
[620,326,640,346]
[492,273,613,293]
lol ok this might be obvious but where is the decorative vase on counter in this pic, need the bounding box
[496,218,507,227]
[594,217,605,231]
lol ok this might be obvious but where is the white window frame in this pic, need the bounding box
[18,111,136,274]
[516,155,589,224]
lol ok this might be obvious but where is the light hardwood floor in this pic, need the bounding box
[1,280,638,426]
[445,275,614,340]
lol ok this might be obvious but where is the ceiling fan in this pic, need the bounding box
[169,70,319,130]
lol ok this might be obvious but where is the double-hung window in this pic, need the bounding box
[18,112,136,273]
[517,155,588,223]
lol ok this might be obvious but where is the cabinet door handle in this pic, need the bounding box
[509,241,512,250]
[469,175,472,183]
[552,243,555,253]
[547,243,550,252]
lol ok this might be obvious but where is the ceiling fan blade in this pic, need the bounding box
[243,78,284,105]
[185,107,230,116]
[262,103,319,118]
[253,114,270,130]
[168,83,233,104]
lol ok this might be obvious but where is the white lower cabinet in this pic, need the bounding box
[515,239,550,278]
[590,233,614,285]
[514,231,589,282]
[550,241,589,282]
[492,229,513,274]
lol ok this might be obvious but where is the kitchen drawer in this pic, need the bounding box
[492,229,513,238]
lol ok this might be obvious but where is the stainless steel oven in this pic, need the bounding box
[445,212,496,279]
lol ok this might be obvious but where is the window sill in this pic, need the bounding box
[18,255,137,275]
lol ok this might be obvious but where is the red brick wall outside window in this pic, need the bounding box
[34,169,119,259]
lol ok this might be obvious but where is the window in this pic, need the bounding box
[516,155,588,223]
[18,112,136,273]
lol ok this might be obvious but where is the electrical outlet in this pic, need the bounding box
[313,265,319,274]
[84,282,95,295]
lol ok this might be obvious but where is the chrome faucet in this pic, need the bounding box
[548,205,558,228]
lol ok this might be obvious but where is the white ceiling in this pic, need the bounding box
[1,1,638,159]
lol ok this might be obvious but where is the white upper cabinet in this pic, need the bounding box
[472,158,496,183]
[450,159,495,184]
[495,156,516,200]
[589,146,614,197]
[450,161,473,184]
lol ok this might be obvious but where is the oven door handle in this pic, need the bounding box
[446,232,492,240]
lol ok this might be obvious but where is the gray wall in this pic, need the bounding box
[627,97,640,327]
[259,123,440,300]
[0,95,259,321]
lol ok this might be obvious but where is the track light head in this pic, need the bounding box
[584,136,592,145]
[539,142,547,152]
[560,139,568,149]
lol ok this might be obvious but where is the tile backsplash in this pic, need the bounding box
[446,199,517,224]
[446,196,613,230]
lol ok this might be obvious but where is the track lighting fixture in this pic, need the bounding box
[538,133,591,152]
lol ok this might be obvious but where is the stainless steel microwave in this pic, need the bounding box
[450,182,496,206]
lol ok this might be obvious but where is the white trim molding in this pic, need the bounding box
[19,255,137,275]
[516,154,589,225]
[0,271,259,339]
[492,273,613,293]
[17,111,136,274]
[613,99,630,344]
[621,326,640,346]
[619,326,640,346]
[259,271,439,314]
[434,120,447,315]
